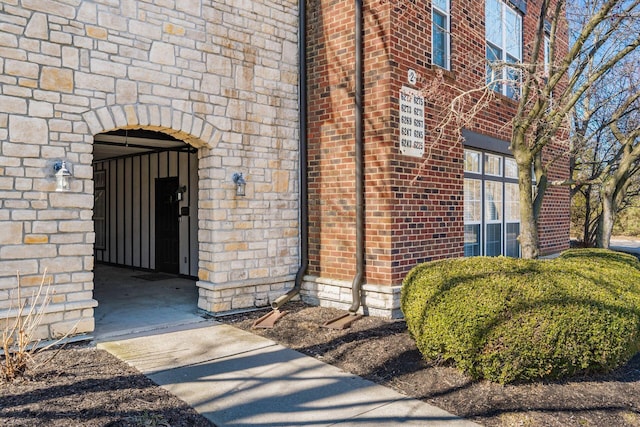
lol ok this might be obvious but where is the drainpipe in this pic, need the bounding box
[268,0,308,312]
[256,0,364,330]
[349,0,364,315]
[321,0,364,329]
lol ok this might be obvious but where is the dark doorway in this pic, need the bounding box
[155,177,180,274]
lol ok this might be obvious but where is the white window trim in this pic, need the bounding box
[432,0,451,70]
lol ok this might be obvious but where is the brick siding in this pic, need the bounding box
[305,0,570,313]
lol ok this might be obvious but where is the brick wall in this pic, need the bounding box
[529,3,572,256]
[305,0,570,315]
[0,0,300,339]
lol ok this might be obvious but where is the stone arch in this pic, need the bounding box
[82,104,222,149]
[88,103,212,332]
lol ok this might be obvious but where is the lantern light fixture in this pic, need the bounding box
[54,161,72,192]
[232,172,246,197]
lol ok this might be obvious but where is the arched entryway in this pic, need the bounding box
[91,128,204,338]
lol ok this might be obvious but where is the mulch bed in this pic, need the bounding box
[1,345,212,427]
[3,301,640,426]
[222,302,640,427]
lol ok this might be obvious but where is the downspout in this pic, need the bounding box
[253,0,307,327]
[349,0,364,315]
[322,0,364,329]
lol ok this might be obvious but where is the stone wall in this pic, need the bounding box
[0,0,300,339]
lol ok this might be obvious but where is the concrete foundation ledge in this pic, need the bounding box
[301,275,403,319]
[197,275,296,314]
[1,299,97,340]
[0,299,98,319]
[196,274,296,291]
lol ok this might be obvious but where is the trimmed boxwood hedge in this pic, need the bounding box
[401,249,640,384]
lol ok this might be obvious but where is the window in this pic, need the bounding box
[543,34,551,76]
[504,182,520,257]
[485,0,522,98]
[432,0,450,70]
[463,149,521,257]
[464,149,481,173]
[504,157,517,179]
[464,178,482,256]
[485,180,503,256]
[543,34,555,111]
[484,153,502,177]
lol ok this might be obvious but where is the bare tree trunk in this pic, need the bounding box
[582,188,592,246]
[513,133,540,259]
[597,173,633,248]
[519,179,540,259]
[596,190,615,249]
[596,133,640,247]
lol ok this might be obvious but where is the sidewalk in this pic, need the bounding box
[610,238,640,259]
[97,322,480,427]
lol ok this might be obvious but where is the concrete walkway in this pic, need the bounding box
[611,238,640,259]
[97,322,479,427]
[93,264,206,339]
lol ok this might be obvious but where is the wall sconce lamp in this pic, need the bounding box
[53,161,72,192]
[232,173,246,197]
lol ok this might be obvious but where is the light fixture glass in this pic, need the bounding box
[54,161,72,192]
[232,172,246,197]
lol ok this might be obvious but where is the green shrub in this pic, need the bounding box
[401,249,640,384]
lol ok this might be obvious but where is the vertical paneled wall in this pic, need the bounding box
[93,149,199,277]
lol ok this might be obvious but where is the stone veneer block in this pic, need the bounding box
[41,67,74,93]
[0,222,23,245]
[9,116,49,144]
[22,0,76,18]
[150,42,176,66]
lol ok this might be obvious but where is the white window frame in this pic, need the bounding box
[432,0,451,70]
[485,0,523,98]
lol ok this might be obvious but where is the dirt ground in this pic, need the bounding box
[2,301,640,426]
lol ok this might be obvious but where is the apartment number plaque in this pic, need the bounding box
[407,69,417,85]
[399,86,425,158]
